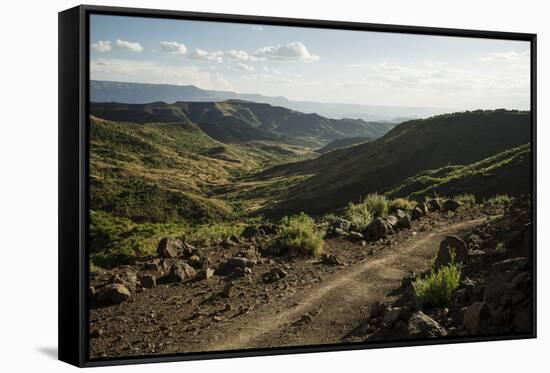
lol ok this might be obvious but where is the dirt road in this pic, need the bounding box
[187,217,486,352]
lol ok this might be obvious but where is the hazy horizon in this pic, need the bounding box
[90,15,531,111]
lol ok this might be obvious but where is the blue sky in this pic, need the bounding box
[90,14,530,110]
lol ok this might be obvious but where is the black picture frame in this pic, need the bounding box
[59,4,537,367]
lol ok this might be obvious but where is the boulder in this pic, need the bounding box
[383,307,409,327]
[364,217,393,241]
[97,284,131,305]
[261,268,288,283]
[427,199,442,212]
[411,207,424,220]
[241,225,261,239]
[321,253,342,266]
[156,237,182,258]
[139,274,156,289]
[407,311,447,337]
[217,257,255,275]
[397,215,411,229]
[395,209,406,219]
[369,301,388,318]
[443,199,462,212]
[386,215,398,227]
[462,302,489,332]
[434,235,468,268]
[165,262,196,282]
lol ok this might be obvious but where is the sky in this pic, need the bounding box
[90,14,531,110]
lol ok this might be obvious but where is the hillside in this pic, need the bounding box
[90,100,393,147]
[317,136,373,154]
[386,143,531,200]
[91,80,449,122]
[258,110,531,216]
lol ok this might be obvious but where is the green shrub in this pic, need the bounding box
[344,202,373,231]
[485,194,512,205]
[363,193,389,217]
[454,194,476,205]
[271,213,324,256]
[389,197,415,212]
[182,223,244,247]
[413,253,461,308]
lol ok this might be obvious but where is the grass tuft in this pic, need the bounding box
[271,213,324,256]
[362,193,389,217]
[344,202,373,231]
[389,197,416,212]
[413,251,461,308]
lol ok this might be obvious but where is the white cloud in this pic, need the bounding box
[480,50,529,62]
[188,49,224,63]
[251,26,264,31]
[254,41,319,62]
[159,41,187,55]
[91,40,112,52]
[235,63,255,72]
[90,58,233,91]
[115,39,144,52]
[226,49,258,62]
[262,66,281,75]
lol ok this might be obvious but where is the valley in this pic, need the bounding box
[87,100,533,358]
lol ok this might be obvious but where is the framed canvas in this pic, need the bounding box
[58,5,537,367]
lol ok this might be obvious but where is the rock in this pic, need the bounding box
[156,238,182,258]
[332,218,351,231]
[348,231,364,240]
[411,207,424,220]
[395,209,406,219]
[187,254,206,269]
[241,225,261,239]
[427,199,442,212]
[90,327,103,338]
[383,307,409,326]
[462,302,489,332]
[97,284,131,305]
[386,215,398,227]
[408,311,447,337]
[364,217,393,241]
[333,227,350,237]
[397,215,411,229]
[484,276,515,304]
[110,270,139,292]
[198,268,215,280]
[258,224,278,235]
[217,257,255,275]
[230,235,241,244]
[139,274,156,289]
[143,260,160,271]
[443,199,462,212]
[166,262,196,282]
[261,268,288,283]
[417,202,428,215]
[369,301,388,318]
[434,235,468,268]
[512,271,531,286]
[321,253,342,266]
[492,257,528,275]
[221,238,238,249]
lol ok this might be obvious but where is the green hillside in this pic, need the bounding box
[386,143,531,200]
[258,110,531,216]
[317,136,373,154]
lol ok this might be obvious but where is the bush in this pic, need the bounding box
[363,193,389,217]
[413,253,461,308]
[454,194,476,205]
[271,213,324,256]
[485,194,512,205]
[389,197,415,212]
[344,202,373,231]
[182,223,243,247]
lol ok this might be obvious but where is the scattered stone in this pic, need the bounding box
[434,235,469,268]
[443,199,462,212]
[165,263,196,282]
[156,238,182,258]
[417,202,428,215]
[348,231,364,240]
[261,268,288,283]
[221,238,238,249]
[139,274,156,289]
[462,302,489,332]
[427,199,442,212]
[90,327,103,338]
[395,209,406,219]
[229,235,241,244]
[333,227,350,237]
[408,311,447,337]
[143,260,160,271]
[383,307,409,326]
[221,283,234,298]
[386,215,398,227]
[97,284,131,305]
[198,268,215,280]
[364,217,393,241]
[411,207,424,220]
[321,253,342,266]
[397,215,411,229]
[217,257,255,275]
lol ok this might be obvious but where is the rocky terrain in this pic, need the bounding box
[88,197,532,358]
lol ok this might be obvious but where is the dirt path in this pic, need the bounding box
[190,217,486,352]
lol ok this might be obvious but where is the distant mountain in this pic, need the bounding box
[90,100,393,147]
[317,136,373,154]
[90,80,450,122]
[258,110,532,216]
